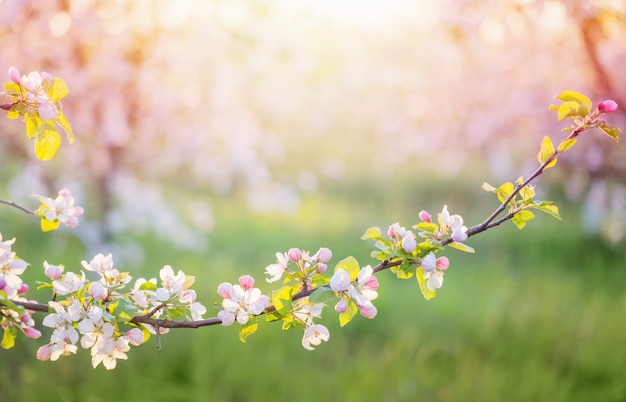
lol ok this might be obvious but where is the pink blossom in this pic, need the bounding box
[301,324,330,350]
[358,302,378,319]
[238,275,255,290]
[419,210,432,222]
[316,262,327,274]
[8,67,20,84]
[436,256,450,271]
[401,233,417,253]
[0,278,5,290]
[314,247,332,263]
[217,282,233,299]
[24,326,42,339]
[335,299,348,313]
[329,268,351,292]
[598,100,618,114]
[88,282,106,300]
[36,344,53,361]
[287,248,302,262]
[43,261,63,280]
[124,328,144,346]
[18,283,29,295]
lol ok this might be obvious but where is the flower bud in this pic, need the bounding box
[239,275,255,290]
[8,67,20,84]
[358,302,377,319]
[419,210,432,223]
[217,282,233,299]
[36,344,52,361]
[335,299,348,313]
[287,248,302,262]
[0,278,6,291]
[20,313,30,323]
[315,247,332,263]
[316,262,327,274]
[44,261,63,280]
[125,328,144,346]
[436,256,450,271]
[598,100,618,114]
[18,283,29,295]
[24,327,42,339]
[88,282,106,300]
[401,233,417,253]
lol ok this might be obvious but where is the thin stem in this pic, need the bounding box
[0,199,35,215]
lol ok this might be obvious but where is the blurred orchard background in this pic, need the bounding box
[1,0,626,401]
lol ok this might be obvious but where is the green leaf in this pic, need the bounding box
[34,122,61,160]
[599,123,621,142]
[309,287,337,306]
[511,209,535,229]
[413,222,439,234]
[391,260,415,279]
[416,267,436,301]
[1,326,17,349]
[557,138,577,153]
[56,113,73,143]
[26,115,39,139]
[270,286,294,316]
[239,319,258,343]
[520,185,535,201]
[537,136,557,168]
[334,256,360,281]
[40,219,60,232]
[555,90,592,114]
[370,250,388,261]
[496,182,515,203]
[529,202,561,220]
[447,241,475,253]
[48,77,70,102]
[139,281,157,291]
[338,300,358,327]
[361,226,383,240]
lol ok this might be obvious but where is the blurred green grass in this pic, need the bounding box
[1,177,625,402]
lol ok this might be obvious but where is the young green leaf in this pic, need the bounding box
[338,300,358,327]
[511,209,535,229]
[239,319,258,343]
[537,136,557,168]
[447,241,475,253]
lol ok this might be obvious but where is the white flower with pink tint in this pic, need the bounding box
[301,324,330,350]
[265,252,289,283]
[217,275,269,326]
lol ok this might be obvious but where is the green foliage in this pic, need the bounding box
[537,136,557,168]
[550,90,592,120]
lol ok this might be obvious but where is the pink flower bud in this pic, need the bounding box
[8,67,20,84]
[239,275,255,290]
[88,282,106,300]
[125,328,144,346]
[366,276,379,290]
[436,256,450,271]
[217,282,233,298]
[18,283,29,295]
[36,344,52,361]
[598,100,618,114]
[335,299,348,313]
[287,248,302,262]
[401,234,417,253]
[24,327,42,339]
[44,261,63,280]
[316,262,328,274]
[20,313,30,323]
[0,278,6,291]
[315,247,332,263]
[358,303,377,319]
[419,210,432,223]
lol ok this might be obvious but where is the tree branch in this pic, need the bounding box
[0,198,35,215]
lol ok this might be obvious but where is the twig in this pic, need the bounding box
[0,198,35,215]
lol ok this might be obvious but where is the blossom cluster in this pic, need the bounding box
[34,188,84,232]
[0,235,42,345]
[1,67,72,160]
[37,254,206,369]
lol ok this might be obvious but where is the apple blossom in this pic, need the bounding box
[43,261,64,280]
[35,189,84,229]
[335,298,348,313]
[314,247,332,263]
[265,252,289,282]
[23,326,42,339]
[124,328,144,346]
[52,271,86,296]
[8,67,20,84]
[358,302,377,319]
[419,210,432,222]
[217,276,270,326]
[301,324,330,351]
[239,275,255,290]
[91,335,130,370]
[287,247,302,262]
[598,100,618,114]
[329,268,351,292]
